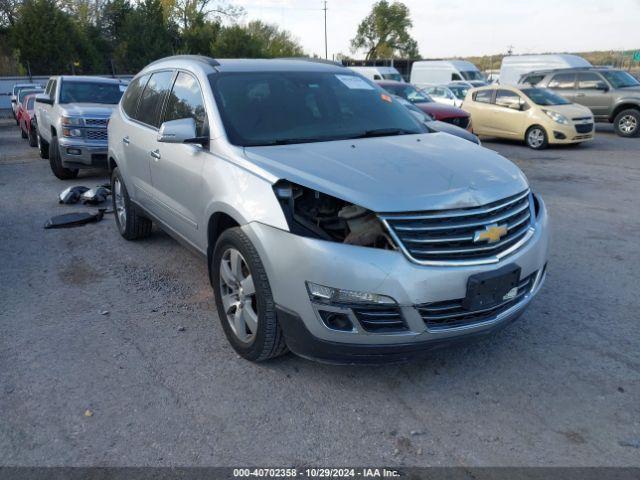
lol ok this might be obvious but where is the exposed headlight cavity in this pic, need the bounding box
[273,180,395,250]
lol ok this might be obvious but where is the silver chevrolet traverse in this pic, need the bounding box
[108,55,549,363]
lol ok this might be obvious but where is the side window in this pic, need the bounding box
[121,74,149,118]
[452,73,462,81]
[577,72,606,90]
[495,89,521,109]
[473,89,493,104]
[373,74,382,80]
[548,73,576,89]
[522,74,544,86]
[135,70,174,127]
[162,72,208,137]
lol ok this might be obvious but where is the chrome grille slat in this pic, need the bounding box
[380,189,533,264]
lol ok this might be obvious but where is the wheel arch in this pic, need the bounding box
[610,102,640,122]
[207,211,241,284]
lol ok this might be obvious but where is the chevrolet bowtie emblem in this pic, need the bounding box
[473,223,508,244]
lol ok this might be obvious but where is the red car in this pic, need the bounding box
[376,80,471,130]
[18,93,39,147]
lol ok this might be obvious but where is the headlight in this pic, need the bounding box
[542,110,569,125]
[63,128,83,137]
[61,116,84,126]
[306,281,396,305]
[272,180,395,250]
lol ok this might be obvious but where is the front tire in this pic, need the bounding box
[38,133,49,158]
[111,167,153,240]
[48,135,78,179]
[212,228,288,362]
[613,109,640,137]
[525,125,548,150]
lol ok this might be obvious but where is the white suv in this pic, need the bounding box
[108,55,549,363]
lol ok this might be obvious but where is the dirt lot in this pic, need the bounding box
[1,118,639,467]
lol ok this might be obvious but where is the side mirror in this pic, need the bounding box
[157,118,207,145]
[35,93,53,105]
[597,82,609,91]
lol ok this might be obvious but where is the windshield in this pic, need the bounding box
[59,81,123,104]
[381,73,403,81]
[521,88,571,106]
[449,85,469,100]
[601,70,640,88]
[381,83,432,103]
[461,70,484,81]
[210,71,426,147]
[18,89,43,102]
[14,84,36,95]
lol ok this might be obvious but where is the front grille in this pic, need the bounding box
[85,118,108,127]
[380,190,533,264]
[575,123,593,134]
[417,271,537,330]
[352,306,407,333]
[86,129,108,141]
[443,116,470,129]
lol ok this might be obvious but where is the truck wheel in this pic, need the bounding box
[28,126,38,147]
[48,135,78,180]
[613,109,640,137]
[212,227,288,362]
[525,125,548,150]
[38,134,49,159]
[111,167,152,240]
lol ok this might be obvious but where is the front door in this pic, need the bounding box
[149,71,210,247]
[492,89,526,137]
[575,72,612,118]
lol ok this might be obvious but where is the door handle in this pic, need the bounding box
[150,149,161,160]
[122,136,130,145]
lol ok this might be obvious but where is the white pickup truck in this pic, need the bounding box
[35,76,126,179]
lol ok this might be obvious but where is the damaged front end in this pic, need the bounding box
[273,180,395,250]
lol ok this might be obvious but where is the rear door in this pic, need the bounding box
[546,72,577,103]
[467,89,496,136]
[149,71,210,246]
[574,72,612,118]
[124,70,175,211]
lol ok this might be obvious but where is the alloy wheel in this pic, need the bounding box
[527,128,544,148]
[219,248,258,344]
[113,178,127,228]
[619,115,638,135]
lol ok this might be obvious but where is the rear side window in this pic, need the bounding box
[163,72,208,137]
[473,89,493,103]
[121,74,149,118]
[548,73,575,89]
[452,73,462,81]
[577,72,606,89]
[135,71,174,127]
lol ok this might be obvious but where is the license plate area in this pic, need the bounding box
[463,264,521,311]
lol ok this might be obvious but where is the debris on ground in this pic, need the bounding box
[44,209,106,229]
[59,186,89,204]
[84,409,94,417]
[100,310,109,315]
[81,186,111,205]
[619,438,640,448]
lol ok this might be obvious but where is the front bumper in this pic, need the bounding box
[243,196,549,361]
[549,122,594,144]
[59,138,108,169]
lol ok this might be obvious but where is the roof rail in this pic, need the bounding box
[146,55,220,68]
[274,57,345,68]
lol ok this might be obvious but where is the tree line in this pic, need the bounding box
[0,0,421,76]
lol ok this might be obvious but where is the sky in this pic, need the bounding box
[233,0,640,59]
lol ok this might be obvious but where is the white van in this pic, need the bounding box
[348,66,403,82]
[499,54,592,86]
[410,60,483,88]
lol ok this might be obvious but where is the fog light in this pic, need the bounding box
[553,131,566,140]
[319,311,354,331]
[306,281,395,305]
[67,148,81,155]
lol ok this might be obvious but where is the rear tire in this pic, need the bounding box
[48,135,78,180]
[525,125,548,150]
[28,126,38,147]
[38,134,49,158]
[212,227,288,362]
[613,109,640,137]
[111,167,153,240]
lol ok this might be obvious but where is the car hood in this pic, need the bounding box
[243,133,528,213]
[413,101,469,120]
[60,104,116,117]
[546,103,593,118]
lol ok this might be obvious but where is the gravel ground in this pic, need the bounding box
[1,118,639,467]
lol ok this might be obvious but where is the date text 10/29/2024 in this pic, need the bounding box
[233,468,402,478]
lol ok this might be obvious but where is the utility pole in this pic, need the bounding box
[323,1,328,59]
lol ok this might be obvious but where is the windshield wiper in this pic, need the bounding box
[352,128,416,139]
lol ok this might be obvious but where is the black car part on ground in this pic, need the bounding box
[58,186,89,204]
[272,180,394,249]
[44,209,106,229]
